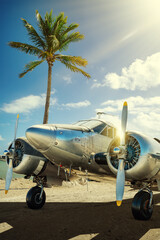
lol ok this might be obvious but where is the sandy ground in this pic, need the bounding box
[0,173,160,240]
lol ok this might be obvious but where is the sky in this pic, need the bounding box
[1,0,160,153]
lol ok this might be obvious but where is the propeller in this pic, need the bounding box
[5,114,19,194]
[115,102,128,206]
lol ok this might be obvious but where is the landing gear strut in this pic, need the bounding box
[131,188,153,220]
[26,176,46,209]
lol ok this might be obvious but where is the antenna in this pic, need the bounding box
[97,112,116,119]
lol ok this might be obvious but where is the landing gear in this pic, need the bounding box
[26,176,47,209]
[26,186,46,209]
[131,190,153,220]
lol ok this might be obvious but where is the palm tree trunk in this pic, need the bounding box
[43,63,52,124]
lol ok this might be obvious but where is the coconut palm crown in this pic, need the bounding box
[8,10,91,124]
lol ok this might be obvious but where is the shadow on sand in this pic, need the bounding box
[0,194,160,240]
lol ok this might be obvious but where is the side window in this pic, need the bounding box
[100,127,108,136]
[108,127,113,138]
[101,126,116,138]
[93,123,106,133]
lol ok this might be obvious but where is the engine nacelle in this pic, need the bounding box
[8,138,48,176]
[107,132,160,181]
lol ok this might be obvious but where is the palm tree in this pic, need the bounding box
[8,10,91,124]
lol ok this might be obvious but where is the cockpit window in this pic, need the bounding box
[101,126,117,138]
[74,119,116,138]
[92,122,107,133]
[74,120,106,133]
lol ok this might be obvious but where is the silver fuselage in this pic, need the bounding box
[26,121,115,173]
[25,120,160,182]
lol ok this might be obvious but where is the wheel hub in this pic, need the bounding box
[35,193,42,204]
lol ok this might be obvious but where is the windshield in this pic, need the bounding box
[74,120,107,133]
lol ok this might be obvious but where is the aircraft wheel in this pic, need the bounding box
[131,190,153,220]
[26,186,46,209]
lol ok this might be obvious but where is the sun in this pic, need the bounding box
[137,0,160,25]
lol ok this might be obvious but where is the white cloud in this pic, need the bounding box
[1,92,89,115]
[96,96,160,138]
[50,98,57,106]
[63,76,72,84]
[0,135,4,141]
[51,88,56,95]
[91,82,102,89]
[1,93,57,114]
[132,112,160,133]
[92,52,160,91]
[100,96,160,114]
[62,100,91,109]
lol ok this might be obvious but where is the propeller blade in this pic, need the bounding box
[5,159,13,194]
[116,159,125,206]
[5,114,19,194]
[115,102,128,206]
[13,114,19,152]
[121,101,128,145]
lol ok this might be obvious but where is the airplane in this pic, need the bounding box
[3,102,160,221]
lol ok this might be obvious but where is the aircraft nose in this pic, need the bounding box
[26,125,55,151]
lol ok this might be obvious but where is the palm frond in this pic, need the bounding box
[48,35,60,52]
[46,12,67,52]
[62,32,84,43]
[36,10,49,38]
[45,11,55,35]
[53,16,68,40]
[8,42,44,56]
[52,12,64,34]
[21,18,46,50]
[45,9,54,25]
[56,55,88,67]
[61,23,79,37]
[57,58,90,79]
[19,60,44,78]
[36,10,60,52]
[59,32,84,52]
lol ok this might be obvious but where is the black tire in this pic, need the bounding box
[26,186,46,209]
[131,190,153,220]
